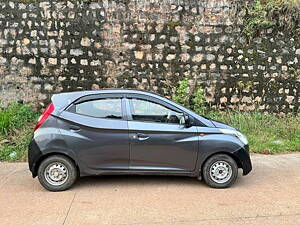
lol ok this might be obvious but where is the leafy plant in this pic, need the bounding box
[173,78,206,114]
[173,78,190,107]
[0,111,11,136]
[192,87,206,114]
[243,0,274,40]
[243,0,300,41]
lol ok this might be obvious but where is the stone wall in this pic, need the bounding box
[0,0,299,112]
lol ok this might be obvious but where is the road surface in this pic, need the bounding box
[0,153,300,225]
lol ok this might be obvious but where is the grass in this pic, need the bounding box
[207,111,300,154]
[0,103,38,162]
[0,103,37,136]
[0,103,299,162]
[0,127,34,161]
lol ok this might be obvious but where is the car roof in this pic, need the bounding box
[65,89,163,96]
[58,89,167,97]
[51,89,166,109]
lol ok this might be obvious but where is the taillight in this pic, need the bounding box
[34,103,55,131]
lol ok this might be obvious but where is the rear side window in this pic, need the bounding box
[73,98,122,119]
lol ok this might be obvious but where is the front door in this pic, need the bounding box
[127,97,199,171]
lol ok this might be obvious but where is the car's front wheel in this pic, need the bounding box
[38,155,78,192]
[202,154,238,188]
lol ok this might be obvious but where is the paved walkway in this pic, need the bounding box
[0,153,300,225]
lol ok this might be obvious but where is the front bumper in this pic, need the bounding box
[233,145,252,175]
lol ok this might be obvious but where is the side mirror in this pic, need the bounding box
[180,114,193,128]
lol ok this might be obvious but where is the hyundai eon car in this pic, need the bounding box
[28,89,252,191]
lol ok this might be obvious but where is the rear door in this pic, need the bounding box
[58,94,129,171]
[126,95,199,172]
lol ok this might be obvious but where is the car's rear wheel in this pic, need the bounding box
[202,154,238,188]
[38,155,77,192]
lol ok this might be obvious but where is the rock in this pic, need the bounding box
[281,65,288,71]
[91,84,100,90]
[61,58,68,65]
[156,44,164,50]
[80,59,88,65]
[276,57,282,64]
[166,54,176,61]
[94,42,102,49]
[206,54,215,61]
[22,38,30,45]
[90,60,100,66]
[81,37,91,47]
[44,84,53,91]
[28,58,36,64]
[180,53,190,62]
[58,76,66,81]
[134,51,144,59]
[220,96,227,103]
[48,58,57,65]
[286,96,294,104]
[150,34,155,41]
[220,65,228,70]
[192,54,204,62]
[0,57,7,64]
[70,49,83,56]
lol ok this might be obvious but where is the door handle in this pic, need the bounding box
[69,125,80,131]
[133,133,149,141]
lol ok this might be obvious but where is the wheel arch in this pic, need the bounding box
[198,151,242,178]
[33,152,80,178]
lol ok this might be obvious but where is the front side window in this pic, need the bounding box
[131,98,183,124]
[75,98,122,119]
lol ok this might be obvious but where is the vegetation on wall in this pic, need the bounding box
[243,0,300,41]
[173,78,206,115]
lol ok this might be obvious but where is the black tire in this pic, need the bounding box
[38,155,78,192]
[202,154,238,188]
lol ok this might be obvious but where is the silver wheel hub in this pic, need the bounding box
[44,162,69,186]
[209,161,232,184]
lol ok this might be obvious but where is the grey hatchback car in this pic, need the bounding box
[28,89,252,191]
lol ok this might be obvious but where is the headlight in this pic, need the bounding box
[220,129,248,145]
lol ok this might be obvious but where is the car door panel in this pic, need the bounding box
[126,96,199,172]
[129,121,199,171]
[58,99,129,171]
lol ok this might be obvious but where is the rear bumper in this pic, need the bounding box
[28,139,42,177]
[233,145,252,175]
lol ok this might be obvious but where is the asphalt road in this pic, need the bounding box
[0,153,300,225]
